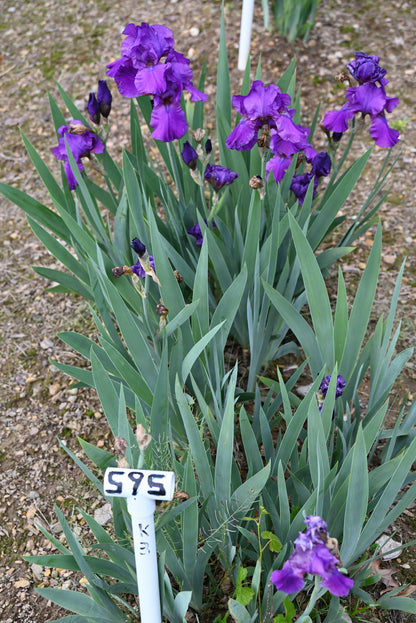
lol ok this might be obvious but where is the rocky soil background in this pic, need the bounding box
[1,0,416,621]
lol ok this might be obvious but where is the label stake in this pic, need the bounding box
[103,467,175,623]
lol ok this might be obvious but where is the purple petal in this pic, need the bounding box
[134,63,169,96]
[271,564,305,594]
[186,83,209,102]
[64,160,84,190]
[150,101,188,142]
[346,83,389,116]
[226,117,261,151]
[107,58,141,98]
[369,115,400,148]
[321,568,354,597]
[322,106,355,133]
[265,155,292,183]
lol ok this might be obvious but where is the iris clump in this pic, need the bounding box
[51,120,105,190]
[106,22,207,141]
[322,51,399,148]
[271,516,354,597]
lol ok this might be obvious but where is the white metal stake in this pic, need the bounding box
[238,0,255,71]
[103,468,176,623]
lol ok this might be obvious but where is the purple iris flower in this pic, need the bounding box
[226,80,292,151]
[204,163,239,191]
[181,140,199,170]
[322,53,399,148]
[107,22,174,97]
[106,22,207,142]
[51,121,105,190]
[347,52,387,86]
[188,220,217,245]
[271,516,354,597]
[320,374,346,399]
[265,117,318,183]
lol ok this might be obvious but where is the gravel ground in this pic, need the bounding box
[1,0,416,620]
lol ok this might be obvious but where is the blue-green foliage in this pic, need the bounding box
[272,0,321,42]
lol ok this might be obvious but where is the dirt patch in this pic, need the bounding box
[1,0,416,620]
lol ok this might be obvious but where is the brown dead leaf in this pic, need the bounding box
[369,559,399,590]
[395,584,416,598]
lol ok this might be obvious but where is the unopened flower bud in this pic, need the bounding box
[181,141,198,170]
[131,237,147,257]
[204,138,212,154]
[87,93,101,125]
[97,80,112,118]
[114,436,128,458]
[135,424,152,451]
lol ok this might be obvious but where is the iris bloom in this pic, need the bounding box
[225,80,292,151]
[51,121,105,190]
[204,163,239,191]
[271,516,353,597]
[106,22,207,141]
[322,52,399,148]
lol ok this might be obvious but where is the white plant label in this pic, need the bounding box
[104,468,175,500]
[103,467,176,623]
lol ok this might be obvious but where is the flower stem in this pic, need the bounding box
[296,576,325,623]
